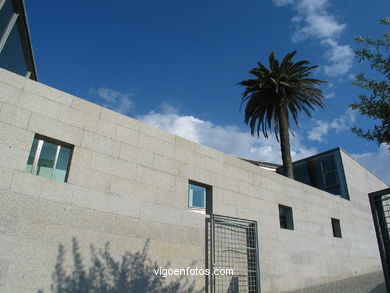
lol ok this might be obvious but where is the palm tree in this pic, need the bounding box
[239,51,325,178]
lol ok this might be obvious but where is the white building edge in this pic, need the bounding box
[0,68,388,292]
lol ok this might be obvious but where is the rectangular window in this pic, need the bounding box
[25,135,73,182]
[279,204,294,230]
[188,181,212,214]
[331,218,342,238]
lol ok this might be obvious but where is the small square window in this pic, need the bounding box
[279,205,294,230]
[331,218,342,238]
[188,181,212,213]
[25,135,73,182]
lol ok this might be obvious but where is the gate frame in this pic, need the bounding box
[209,214,261,293]
[369,187,390,293]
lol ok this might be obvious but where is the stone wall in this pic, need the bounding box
[0,68,387,292]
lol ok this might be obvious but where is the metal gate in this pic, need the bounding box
[208,214,260,293]
[369,187,390,293]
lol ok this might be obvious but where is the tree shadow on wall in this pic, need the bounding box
[38,238,204,293]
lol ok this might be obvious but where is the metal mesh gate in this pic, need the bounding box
[208,214,260,293]
[369,188,390,293]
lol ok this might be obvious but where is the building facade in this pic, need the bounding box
[0,0,37,80]
[0,68,388,292]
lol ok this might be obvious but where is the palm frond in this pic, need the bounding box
[238,50,326,137]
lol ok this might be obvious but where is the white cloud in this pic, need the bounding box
[322,39,354,76]
[275,0,354,77]
[89,87,134,114]
[139,105,317,164]
[352,144,390,186]
[329,108,356,132]
[307,108,356,142]
[292,0,345,42]
[308,120,330,142]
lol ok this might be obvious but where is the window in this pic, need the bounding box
[331,218,342,238]
[188,181,212,214]
[25,135,73,182]
[320,156,339,191]
[291,150,350,200]
[0,0,14,38]
[279,205,294,230]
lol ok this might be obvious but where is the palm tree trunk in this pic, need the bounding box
[279,107,294,179]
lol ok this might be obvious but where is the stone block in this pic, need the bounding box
[71,97,102,117]
[0,103,31,129]
[10,171,74,204]
[119,143,154,167]
[59,105,99,132]
[156,189,186,210]
[188,167,216,186]
[18,91,61,120]
[216,174,239,192]
[0,259,9,287]
[0,168,13,190]
[0,191,70,227]
[140,122,175,144]
[70,147,93,168]
[175,136,196,151]
[0,215,17,235]
[67,164,112,193]
[95,118,117,139]
[67,208,141,239]
[110,176,157,203]
[223,190,251,209]
[82,131,120,157]
[72,186,141,219]
[0,69,27,88]
[135,165,175,191]
[115,124,139,146]
[196,143,223,161]
[0,143,29,171]
[238,181,259,197]
[258,187,276,203]
[27,113,83,146]
[153,154,176,175]
[205,157,224,173]
[139,201,183,226]
[0,82,22,105]
[212,201,237,217]
[138,133,175,158]
[24,79,73,106]
[0,122,34,151]
[100,107,141,130]
[91,152,136,180]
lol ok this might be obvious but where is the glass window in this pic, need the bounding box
[189,183,206,208]
[0,0,15,38]
[331,218,342,238]
[0,21,28,77]
[36,140,57,178]
[293,162,311,185]
[279,205,294,230]
[54,146,72,182]
[25,137,38,174]
[25,135,73,182]
[321,156,336,172]
[324,171,338,188]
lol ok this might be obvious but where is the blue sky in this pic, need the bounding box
[25,0,389,184]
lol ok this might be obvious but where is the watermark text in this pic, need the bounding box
[154,267,233,278]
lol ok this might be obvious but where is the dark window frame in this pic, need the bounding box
[188,180,212,214]
[331,218,342,238]
[278,204,294,230]
[25,134,74,182]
